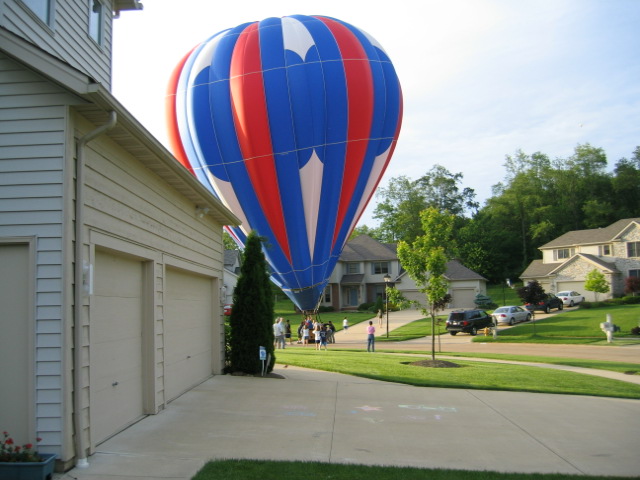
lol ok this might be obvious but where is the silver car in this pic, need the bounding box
[556,291,584,307]
[491,306,531,325]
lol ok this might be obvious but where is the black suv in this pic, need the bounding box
[445,309,494,336]
[525,294,564,314]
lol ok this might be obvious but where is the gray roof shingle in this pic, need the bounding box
[340,235,397,261]
[540,218,640,249]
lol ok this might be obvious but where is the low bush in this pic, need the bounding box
[580,295,640,308]
[317,305,334,313]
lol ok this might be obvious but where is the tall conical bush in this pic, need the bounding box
[229,231,275,374]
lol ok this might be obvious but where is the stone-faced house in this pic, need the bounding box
[320,234,487,310]
[520,218,640,300]
[0,0,239,471]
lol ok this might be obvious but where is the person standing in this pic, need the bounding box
[314,324,322,351]
[366,321,376,352]
[342,317,349,332]
[326,321,335,343]
[302,322,310,346]
[285,319,292,345]
[273,318,285,349]
[377,309,383,327]
[319,325,328,351]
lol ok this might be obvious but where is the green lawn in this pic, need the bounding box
[274,349,640,399]
[376,316,447,341]
[486,282,523,306]
[192,459,632,480]
[477,304,640,344]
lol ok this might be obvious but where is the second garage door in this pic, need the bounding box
[164,268,214,402]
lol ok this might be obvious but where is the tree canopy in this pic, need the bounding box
[365,144,640,282]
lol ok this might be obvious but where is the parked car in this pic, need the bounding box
[446,309,493,336]
[223,304,233,316]
[491,306,531,325]
[556,291,585,307]
[525,294,563,314]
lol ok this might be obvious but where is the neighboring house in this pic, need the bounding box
[321,235,487,310]
[222,249,242,305]
[0,0,239,472]
[520,218,640,300]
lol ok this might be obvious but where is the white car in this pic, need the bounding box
[556,291,584,307]
[491,306,531,326]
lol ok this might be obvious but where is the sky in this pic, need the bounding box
[112,0,640,226]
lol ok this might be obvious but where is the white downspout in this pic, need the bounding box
[73,111,117,468]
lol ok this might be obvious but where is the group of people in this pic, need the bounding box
[273,315,376,352]
[296,317,336,350]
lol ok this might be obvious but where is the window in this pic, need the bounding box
[346,262,359,274]
[21,0,52,23]
[371,261,389,275]
[630,270,640,278]
[628,242,640,258]
[553,248,575,261]
[599,244,611,256]
[89,0,104,44]
[323,286,331,303]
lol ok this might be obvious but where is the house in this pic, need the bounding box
[222,249,242,305]
[320,235,487,310]
[0,0,239,471]
[520,218,640,300]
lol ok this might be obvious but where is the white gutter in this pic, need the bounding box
[73,111,117,468]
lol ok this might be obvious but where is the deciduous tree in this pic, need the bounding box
[395,207,454,360]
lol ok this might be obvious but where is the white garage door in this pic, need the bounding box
[91,250,145,445]
[450,288,476,309]
[556,281,591,300]
[164,268,213,402]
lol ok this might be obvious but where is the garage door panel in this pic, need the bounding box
[91,250,144,445]
[165,268,213,402]
[450,288,476,309]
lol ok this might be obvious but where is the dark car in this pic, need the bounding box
[445,309,494,336]
[525,294,564,314]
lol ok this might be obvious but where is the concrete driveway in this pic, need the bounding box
[56,365,640,480]
[55,308,640,480]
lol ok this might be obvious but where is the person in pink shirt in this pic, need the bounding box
[366,321,376,352]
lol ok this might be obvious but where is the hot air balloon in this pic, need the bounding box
[166,15,402,312]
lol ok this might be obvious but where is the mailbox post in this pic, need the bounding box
[599,314,616,343]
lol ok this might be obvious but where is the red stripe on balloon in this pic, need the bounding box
[316,17,374,247]
[229,23,291,262]
[166,47,196,174]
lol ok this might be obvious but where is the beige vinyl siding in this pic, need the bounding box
[0,55,70,454]
[76,113,225,446]
[1,0,112,88]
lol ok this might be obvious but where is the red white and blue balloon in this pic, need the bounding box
[166,15,403,312]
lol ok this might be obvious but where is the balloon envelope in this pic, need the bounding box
[167,15,403,311]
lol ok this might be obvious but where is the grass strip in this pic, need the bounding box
[192,459,632,480]
[274,349,640,399]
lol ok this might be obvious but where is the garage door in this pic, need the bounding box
[556,281,591,300]
[450,288,476,309]
[91,250,145,445]
[0,244,30,442]
[164,268,213,402]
